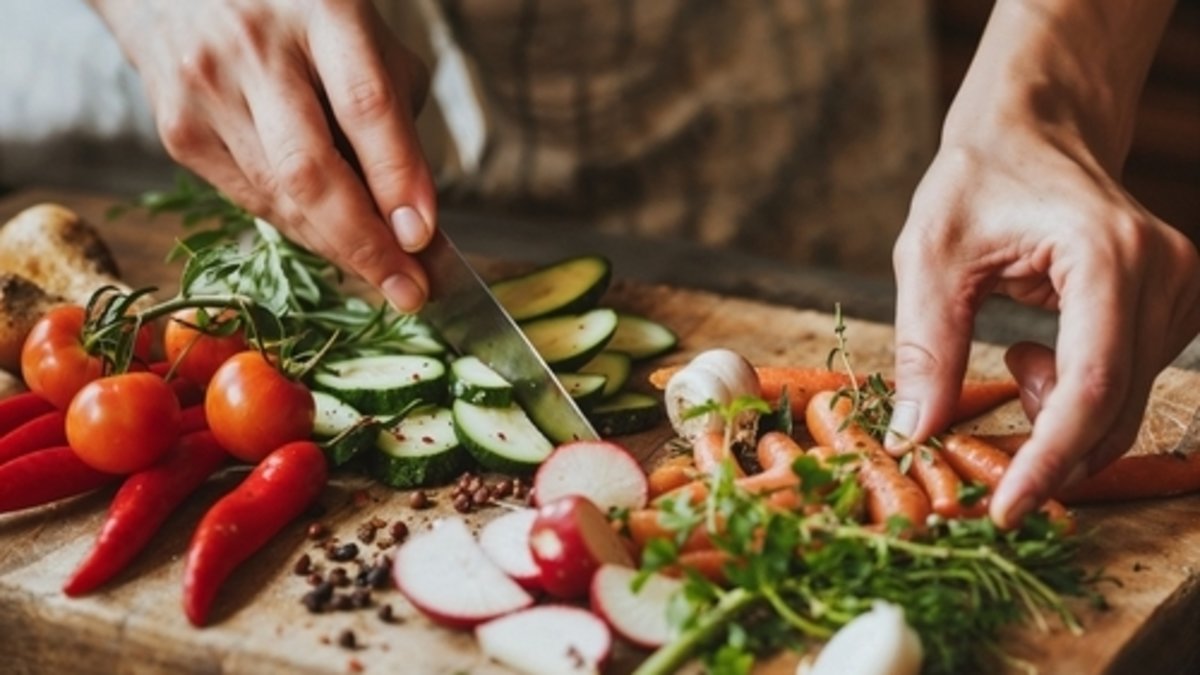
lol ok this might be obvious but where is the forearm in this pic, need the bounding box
[944,0,1175,173]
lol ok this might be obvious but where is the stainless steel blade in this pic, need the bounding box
[418,230,598,443]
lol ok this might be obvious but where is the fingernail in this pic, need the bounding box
[391,206,431,253]
[381,274,424,313]
[884,400,920,455]
[994,493,1036,530]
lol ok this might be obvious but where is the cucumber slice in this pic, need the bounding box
[452,399,554,474]
[450,356,514,407]
[606,314,678,360]
[313,354,447,415]
[577,351,632,399]
[312,391,376,467]
[588,392,663,437]
[371,407,470,488]
[523,308,618,371]
[491,255,612,321]
[557,373,607,410]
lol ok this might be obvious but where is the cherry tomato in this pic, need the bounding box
[66,372,183,474]
[205,351,315,463]
[21,306,104,409]
[163,308,248,386]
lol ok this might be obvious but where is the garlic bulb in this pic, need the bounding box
[665,349,762,443]
[800,601,923,675]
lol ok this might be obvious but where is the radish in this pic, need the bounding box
[530,494,634,599]
[479,508,542,591]
[533,440,648,511]
[590,564,683,649]
[476,605,612,675]
[392,517,533,628]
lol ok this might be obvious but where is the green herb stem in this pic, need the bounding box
[634,588,759,675]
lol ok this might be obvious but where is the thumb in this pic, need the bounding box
[886,258,976,455]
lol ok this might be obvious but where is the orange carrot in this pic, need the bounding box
[806,391,931,532]
[756,432,805,471]
[1057,453,1200,505]
[906,445,967,518]
[627,508,714,553]
[692,429,745,477]
[951,379,1020,423]
[666,550,734,585]
[973,433,1028,455]
[940,434,1074,531]
[647,454,697,499]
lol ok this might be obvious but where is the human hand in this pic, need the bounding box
[887,124,1200,528]
[91,0,436,311]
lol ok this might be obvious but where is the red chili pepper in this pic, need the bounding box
[64,431,228,597]
[183,440,327,626]
[179,404,209,434]
[0,411,67,467]
[0,392,56,437]
[0,446,118,513]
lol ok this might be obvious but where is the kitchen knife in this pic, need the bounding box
[418,229,599,444]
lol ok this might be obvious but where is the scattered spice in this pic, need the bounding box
[329,567,351,587]
[389,521,409,542]
[328,543,360,563]
[293,553,312,576]
[351,588,372,608]
[332,594,355,612]
[307,522,330,541]
[472,486,492,505]
[377,604,395,623]
[492,479,512,499]
[352,489,372,508]
[337,629,357,649]
[453,494,472,513]
[356,521,379,545]
[366,564,391,590]
[348,658,364,673]
[408,490,430,510]
[307,573,325,587]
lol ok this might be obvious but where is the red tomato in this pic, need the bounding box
[205,351,315,463]
[66,372,183,474]
[163,309,248,386]
[21,306,104,409]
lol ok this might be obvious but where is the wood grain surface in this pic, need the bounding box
[2,189,1199,675]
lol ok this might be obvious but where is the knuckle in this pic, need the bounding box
[157,110,204,159]
[177,47,220,90]
[1074,365,1128,412]
[276,148,327,204]
[342,77,395,122]
[336,237,389,279]
[227,7,270,58]
[893,341,942,379]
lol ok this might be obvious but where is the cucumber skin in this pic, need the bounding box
[452,408,551,475]
[589,393,664,437]
[525,309,618,372]
[321,422,380,468]
[492,255,612,322]
[449,380,514,408]
[578,351,632,399]
[315,376,446,416]
[369,440,471,489]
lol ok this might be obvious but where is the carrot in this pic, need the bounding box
[806,391,931,532]
[972,433,1028,455]
[651,365,1019,427]
[940,434,1074,531]
[665,550,734,585]
[647,454,697,499]
[906,445,967,518]
[1057,453,1200,504]
[756,432,805,471]
[628,508,714,553]
[653,433,806,508]
[691,429,744,477]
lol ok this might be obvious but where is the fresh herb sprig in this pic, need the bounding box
[825,303,894,442]
[636,400,1099,675]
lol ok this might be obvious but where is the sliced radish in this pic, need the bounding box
[392,517,533,628]
[533,440,648,511]
[479,508,542,591]
[476,605,612,675]
[530,494,635,599]
[590,564,683,649]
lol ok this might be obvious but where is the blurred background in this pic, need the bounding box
[0,0,1196,279]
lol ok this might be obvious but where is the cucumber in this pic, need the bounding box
[312,391,376,467]
[557,372,608,410]
[523,308,618,371]
[371,407,470,488]
[450,356,514,407]
[491,255,612,321]
[606,313,678,360]
[452,399,554,474]
[588,391,663,437]
[313,354,447,415]
[577,351,632,399]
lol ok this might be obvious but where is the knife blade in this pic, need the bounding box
[417,229,598,444]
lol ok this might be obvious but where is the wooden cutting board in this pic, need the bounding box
[1,189,1199,675]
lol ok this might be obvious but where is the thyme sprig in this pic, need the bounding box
[825,303,895,442]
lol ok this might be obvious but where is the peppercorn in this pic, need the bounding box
[452,494,472,513]
[337,629,357,649]
[356,522,378,544]
[301,591,325,614]
[307,522,330,541]
[367,564,391,590]
[312,581,334,604]
[492,479,512,499]
[409,490,430,509]
[332,594,355,612]
[307,573,325,586]
[472,486,492,506]
[329,567,351,587]
[377,604,395,623]
[328,542,360,563]
[389,521,409,542]
[351,588,372,608]
[293,553,312,576]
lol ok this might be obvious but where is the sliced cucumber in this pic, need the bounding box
[577,351,632,399]
[450,356,514,407]
[313,354,447,415]
[312,391,376,467]
[606,313,678,360]
[557,372,608,410]
[371,407,470,488]
[491,255,612,322]
[523,308,618,371]
[452,399,554,474]
[588,391,663,437]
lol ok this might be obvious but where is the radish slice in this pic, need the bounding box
[392,517,533,628]
[479,508,542,591]
[530,495,635,599]
[476,605,612,675]
[534,440,648,511]
[590,564,683,649]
